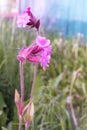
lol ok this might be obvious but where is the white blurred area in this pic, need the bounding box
[0,0,8,12]
[19,0,46,18]
[29,0,46,18]
[0,0,57,19]
[0,0,18,15]
[0,0,46,17]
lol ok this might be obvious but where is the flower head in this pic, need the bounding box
[36,36,50,47]
[17,45,27,62]
[17,36,52,70]
[17,6,40,30]
[17,13,30,28]
[17,44,43,63]
[36,36,52,70]
[25,45,43,63]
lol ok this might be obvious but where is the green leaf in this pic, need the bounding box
[53,73,64,89]
[1,127,7,130]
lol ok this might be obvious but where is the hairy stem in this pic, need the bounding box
[19,61,24,130]
[30,63,38,100]
[25,127,28,130]
[20,61,24,102]
[18,116,22,130]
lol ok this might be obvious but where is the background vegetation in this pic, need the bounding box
[0,18,87,130]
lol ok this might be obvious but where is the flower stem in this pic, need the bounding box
[25,127,28,130]
[18,116,22,130]
[37,28,40,36]
[30,63,38,100]
[70,100,78,127]
[19,61,24,130]
[20,61,24,102]
[24,64,38,130]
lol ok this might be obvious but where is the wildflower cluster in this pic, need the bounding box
[15,5,52,130]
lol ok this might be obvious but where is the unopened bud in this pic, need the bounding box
[24,102,34,129]
[14,89,20,104]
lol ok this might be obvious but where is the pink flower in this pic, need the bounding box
[17,36,52,70]
[36,36,50,47]
[25,45,42,62]
[36,36,52,70]
[17,6,40,30]
[17,13,30,28]
[40,54,51,70]
[17,45,42,63]
[17,45,27,62]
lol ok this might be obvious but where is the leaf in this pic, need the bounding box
[0,111,3,116]
[1,127,8,130]
[29,102,34,119]
[0,59,5,70]
[24,101,34,122]
[53,73,64,89]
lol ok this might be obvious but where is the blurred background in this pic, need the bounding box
[0,0,87,39]
[0,0,87,130]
